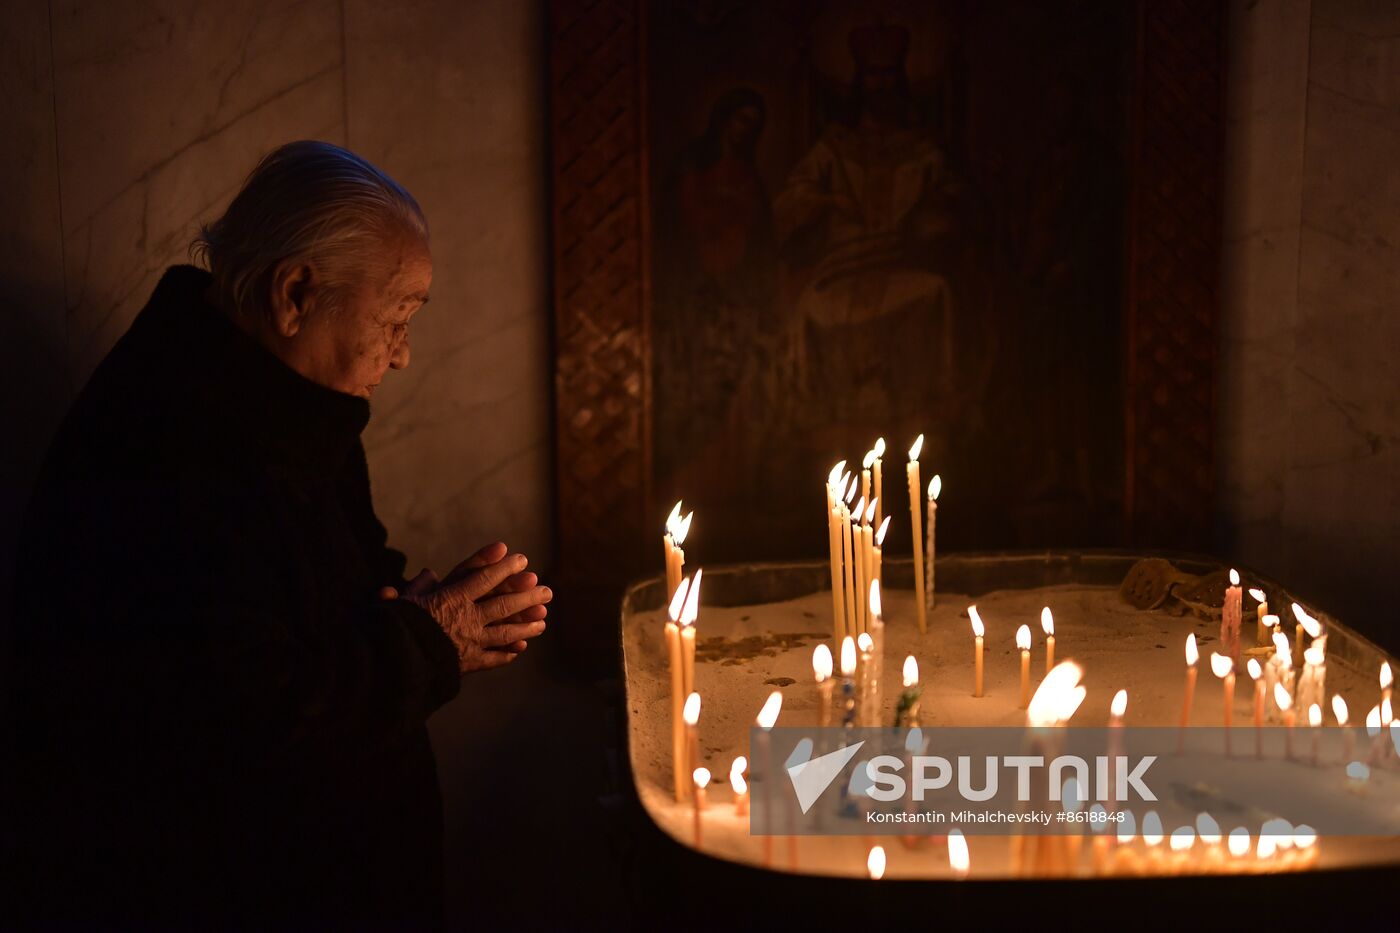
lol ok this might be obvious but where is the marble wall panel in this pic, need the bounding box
[345,0,551,577]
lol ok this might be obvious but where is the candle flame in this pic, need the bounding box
[1299,613,1322,639]
[968,605,984,638]
[680,567,703,626]
[1229,568,1240,586]
[1367,705,1381,736]
[928,474,942,500]
[1196,812,1221,845]
[1271,631,1292,667]
[1332,694,1349,726]
[866,845,886,880]
[1111,689,1128,718]
[1273,683,1292,712]
[1293,825,1317,850]
[813,644,833,682]
[665,501,683,533]
[1263,613,1280,630]
[864,497,878,524]
[840,636,856,678]
[692,767,710,790]
[1142,811,1164,847]
[1116,810,1137,844]
[863,448,877,469]
[903,655,919,688]
[1304,645,1325,667]
[1016,624,1031,651]
[730,756,747,777]
[1209,653,1232,679]
[1169,827,1195,852]
[844,476,857,504]
[1248,587,1267,603]
[874,437,886,458]
[667,577,691,623]
[1040,606,1054,636]
[674,510,693,546]
[1260,818,1293,851]
[1185,633,1198,667]
[868,580,882,620]
[875,515,892,546]
[683,691,701,725]
[1256,834,1277,860]
[1308,703,1322,727]
[852,495,866,520]
[1227,828,1250,857]
[908,434,924,461]
[1247,658,1262,680]
[730,769,746,796]
[1382,661,1394,690]
[756,691,782,730]
[857,632,874,653]
[947,829,970,876]
[835,472,851,504]
[828,461,847,488]
[1026,661,1086,727]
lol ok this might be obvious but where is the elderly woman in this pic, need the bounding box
[8,141,551,928]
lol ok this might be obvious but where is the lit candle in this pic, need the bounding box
[1178,633,1199,752]
[1333,695,1353,764]
[839,636,857,729]
[1274,683,1295,759]
[1041,606,1056,674]
[1222,569,1242,669]
[1142,811,1165,871]
[683,692,701,798]
[867,845,886,880]
[969,606,985,698]
[1168,827,1195,874]
[730,756,748,817]
[827,465,848,643]
[906,434,927,634]
[813,644,834,729]
[1308,703,1322,766]
[1210,652,1235,756]
[896,655,921,728]
[872,437,885,529]
[1016,624,1032,709]
[1108,689,1127,806]
[861,448,874,511]
[1247,658,1264,759]
[872,516,891,585]
[681,568,702,702]
[864,580,884,726]
[1249,588,1268,645]
[851,495,868,635]
[663,502,692,600]
[1227,827,1251,864]
[1293,825,1319,868]
[1366,704,1383,766]
[1381,662,1393,724]
[948,828,970,879]
[856,631,875,727]
[1265,630,1293,720]
[1290,602,1315,661]
[691,767,710,848]
[756,690,782,866]
[665,578,691,802]
[925,475,941,611]
[841,481,857,636]
[1296,642,1327,714]
[861,497,877,633]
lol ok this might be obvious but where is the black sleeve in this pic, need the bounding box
[338,439,413,591]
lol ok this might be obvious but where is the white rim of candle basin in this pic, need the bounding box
[928,475,941,500]
[756,691,782,730]
[968,606,985,638]
[681,568,703,626]
[813,644,833,683]
[1332,695,1349,725]
[903,655,919,689]
[1111,689,1128,718]
[1040,606,1053,636]
[867,845,886,880]
[1027,661,1086,727]
[908,434,924,462]
[947,829,970,877]
[1210,653,1232,679]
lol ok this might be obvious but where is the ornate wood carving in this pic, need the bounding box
[1123,0,1223,549]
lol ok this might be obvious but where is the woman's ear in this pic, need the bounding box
[268,260,316,338]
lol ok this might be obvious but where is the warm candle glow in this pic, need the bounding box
[947,829,970,877]
[1273,683,1292,711]
[1347,761,1371,781]
[683,692,701,726]
[1332,694,1349,726]
[1209,653,1232,679]
[1384,698,1393,722]
[908,434,924,461]
[1142,811,1164,847]
[1256,834,1277,860]
[1169,827,1195,852]
[857,632,874,654]
[835,471,851,503]
[1247,658,1262,680]
[813,644,833,683]
[1227,828,1250,857]
[1040,606,1054,636]
[844,477,857,504]
[874,437,886,458]
[862,448,877,470]
[1016,624,1031,651]
[730,756,747,778]
[903,655,919,688]
[667,576,691,622]
[729,769,746,796]
[1262,613,1280,631]
[1367,705,1381,735]
[1116,810,1136,845]
[1185,633,1198,666]
[1382,661,1394,690]
[665,500,683,535]
[1027,661,1086,727]
[1304,645,1325,666]
[828,461,847,488]
[1293,825,1317,850]
[681,567,703,626]
[928,475,941,500]
[864,497,877,524]
[968,606,985,638]
[840,637,856,678]
[1271,631,1292,667]
[1248,587,1266,603]
[1299,612,1322,639]
[875,515,891,546]
[868,580,882,619]
[1196,813,1221,845]
[1229,568,1240,586]
[852,496,866,522]
[866,845,886,880]
[1111,689,1128,718]
[693,767,710,789]
[1308,703,1322,727]
[756,691,782,730]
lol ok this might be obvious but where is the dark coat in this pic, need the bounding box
[6,266,461,929]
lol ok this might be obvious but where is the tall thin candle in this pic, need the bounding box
[969,606,985,698]
[851,496,868,635]
[872,516,891,585]
[872,437,886,529]
[1177,634,1198,753]
[1249,587,1268,645]
[1041,606,1056,674]
[1210,652,1234,756]
[1016,624,1032,709]
[925,475,941,611]
[665,578,691,801]
[1222,569,1242,669]
[1248,658,1264,759]
[906,434,926,634]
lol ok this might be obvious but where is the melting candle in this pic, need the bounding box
[1041,606,1056,674]
[969,606,985,698]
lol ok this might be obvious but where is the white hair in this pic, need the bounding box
[191,140,428,318]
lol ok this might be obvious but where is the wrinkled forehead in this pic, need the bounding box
[366,232,432,299]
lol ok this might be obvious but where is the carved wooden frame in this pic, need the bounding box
[548,0,1223,592]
